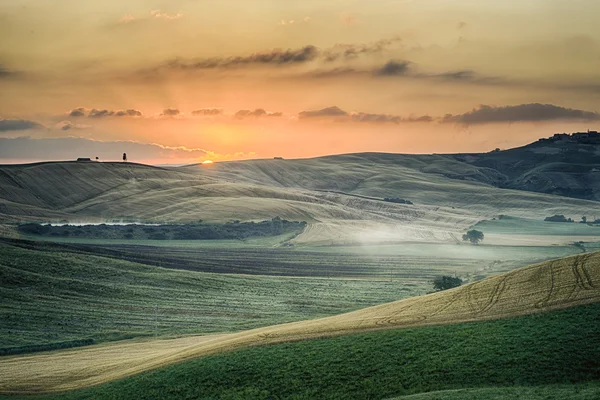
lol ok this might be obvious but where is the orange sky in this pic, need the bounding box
[1,0,600,163]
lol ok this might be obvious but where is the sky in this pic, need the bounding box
[1,0,600,164]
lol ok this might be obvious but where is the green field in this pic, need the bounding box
[32,302,600,400]
[0,240,430,351]
[473,215,600,236]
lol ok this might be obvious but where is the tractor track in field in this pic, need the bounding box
[2,251,600,395]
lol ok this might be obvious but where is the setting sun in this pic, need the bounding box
[202,160,214,165]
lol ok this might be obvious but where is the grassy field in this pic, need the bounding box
[27,302,600,400]
[0,239,428,350]
[2,251,598,394]
[392,383,600,400]
[473,215,600,236]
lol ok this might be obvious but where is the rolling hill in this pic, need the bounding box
[1,250,598,394]
[3,140,600,245]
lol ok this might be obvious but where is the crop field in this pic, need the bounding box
[14,299,600,399]
[2,251,599,394]
[473,215,600,236]
[0,239,430,351]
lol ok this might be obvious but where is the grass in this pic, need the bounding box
[31,301,600,400]
[392,383,600,400]
[0,240,427,350]
[473,215,600,236]
[2,250,598,394]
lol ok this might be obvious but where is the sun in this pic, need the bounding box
[202,160,214,165]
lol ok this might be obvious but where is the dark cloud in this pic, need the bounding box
[89,109,115,118]
[161,108,180,117]
[69,108,86,117]
[114,109,143,117]
[373,60,411,76]
[298,106,349,119]
[298,106,431,124]
[191,108,223,116]
[0,119,43,132]
[323,37,402,62]
[351,112,401,124]
[235,109,282,118]
[58,121,90,131]
[443,103,600,125]
[0,137,208,163]
[69,108,143,118]
[0,65,20,79]
[162,46,319,71]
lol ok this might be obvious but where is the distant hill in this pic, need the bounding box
[451,135,600,201]
[2,139,600,244]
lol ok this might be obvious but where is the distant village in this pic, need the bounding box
[538,130,600,144]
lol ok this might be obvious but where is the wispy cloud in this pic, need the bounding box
[235,109,282,118]
[298,106,431,124]
[0,119,43,132]
[118,9,183,24]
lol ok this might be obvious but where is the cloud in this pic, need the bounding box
[443,103,600,125]
[323,37,402,62]
[68,108,86,117]
[57,121,90,131]
[298,106,349,119]
[0,65,20,79]
[142,36,402,77]
[191,108,223,116]
[160,108,180,117]
[68,108,143,118]
[235,109,282,118]
[159,46,319,71]
[0,119,43,132]
[88,109,115,118]
[114,109,143,117]
[298,106,431,124]
[373,60,411,76]
[118,10,182,24]
[457,22,467,30]
[150,10,183,20]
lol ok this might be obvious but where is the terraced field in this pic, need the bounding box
[2,251,599,394]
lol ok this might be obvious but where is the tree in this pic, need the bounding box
[581,216,587,224]
[462,229,484,244]
[123,153,127,162]
[433,276,463,291]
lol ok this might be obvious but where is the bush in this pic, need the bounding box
[462,230,484,244]
[433,276,463,291]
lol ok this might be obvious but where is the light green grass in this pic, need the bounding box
[473,215,600,236]
[0,241,427,350]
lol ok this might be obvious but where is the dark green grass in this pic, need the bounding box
[0,241,426,350]
[391,383,600,400]
[18,219,305,241]
[39,302,600,400]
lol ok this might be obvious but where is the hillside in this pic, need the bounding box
[36,303,600,400]
[3,146,600,245]
[451,138,600,200]
[1,251,599,394]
